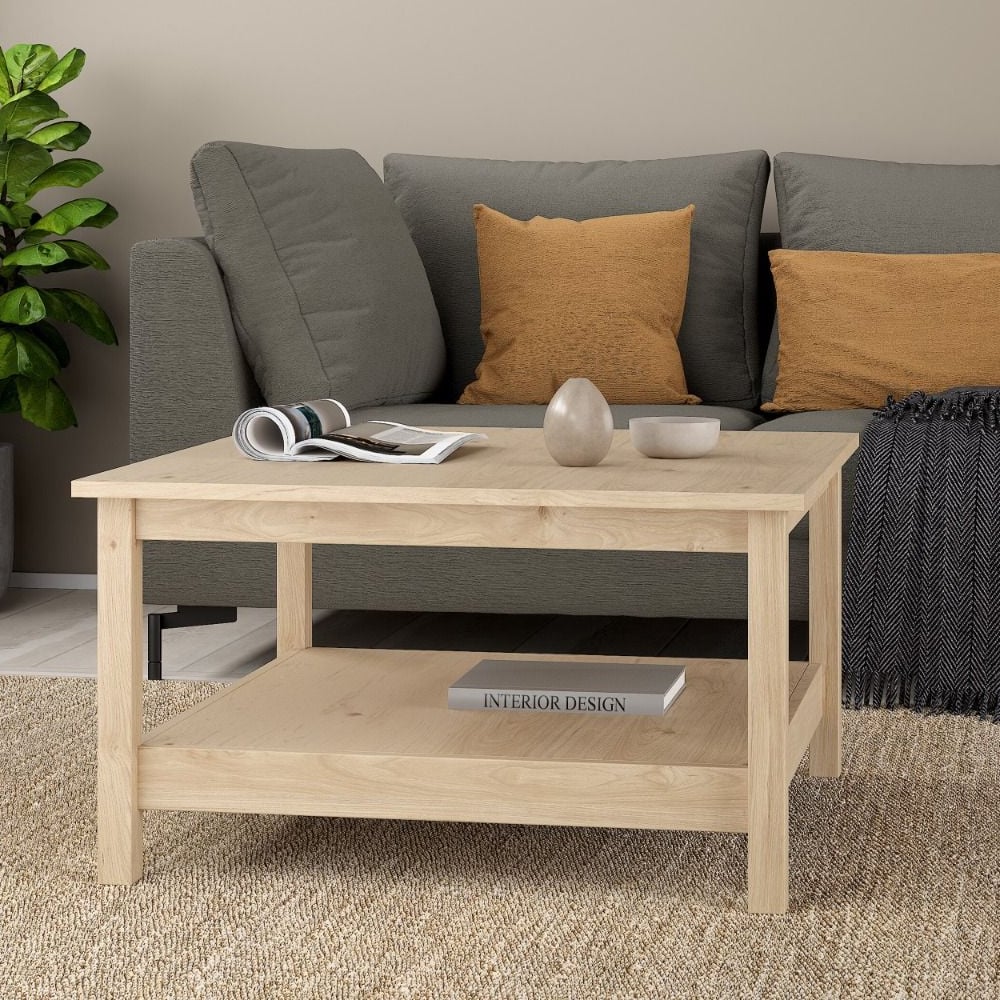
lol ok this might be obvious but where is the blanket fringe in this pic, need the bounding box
[878,389,1000,431]
[843,672,1000,722]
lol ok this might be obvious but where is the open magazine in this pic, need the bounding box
[232,398,486,464]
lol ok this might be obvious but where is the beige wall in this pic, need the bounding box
[3,1,998,573]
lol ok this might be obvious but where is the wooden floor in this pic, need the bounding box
[0,588,809,681]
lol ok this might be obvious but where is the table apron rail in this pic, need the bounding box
[133,498,757,552]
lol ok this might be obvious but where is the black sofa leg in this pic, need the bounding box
[147,605,238,680]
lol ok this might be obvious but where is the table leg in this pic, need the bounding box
[747,510,790,914]
[277,542,313,656]
[809,471,843,778]
[96,497,143,884]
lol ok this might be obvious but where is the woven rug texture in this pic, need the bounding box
[1,674,998,1000]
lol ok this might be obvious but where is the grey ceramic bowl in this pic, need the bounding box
[629,416,721,459]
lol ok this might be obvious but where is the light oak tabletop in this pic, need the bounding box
[72,428,858,512]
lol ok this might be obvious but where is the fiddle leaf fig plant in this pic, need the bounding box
[0,43,117,430]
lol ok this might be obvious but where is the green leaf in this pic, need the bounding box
[0,47,13,104]
[0,325,60,378]
[0,333,14,377]
[19,46,59,90]
[51,239,109,270]
[0,377,18,412]
[26,120,90,151]
[39,288,117,344]
[0,138,52,200]
[2,242,69,268]
[14,375,76,429]
[0,201,38,229]
[1,239,107,273]
[0,91,65,140]
[21,197,117,242]
[3,45,33,90]
[2,46,60,93]
[36,48,85,94]
[0,286,45,324]
[24,158,102,198]
[30,319,70,367]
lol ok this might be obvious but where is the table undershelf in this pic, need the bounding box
[139,647,823,834]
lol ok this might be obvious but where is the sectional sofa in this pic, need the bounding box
[129,146,1000,621]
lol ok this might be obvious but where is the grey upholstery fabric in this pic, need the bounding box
[130,238,262,461]
[764,153,1000,402]
[383,151,770,408]
[190,142,445,407]
[143,538,810,622]
[350,403,765,431]
[774,152,1000,252]
[761,321,780,403]
[753,408,874,540]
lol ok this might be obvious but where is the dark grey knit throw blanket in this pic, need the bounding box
[843,389,1000,721]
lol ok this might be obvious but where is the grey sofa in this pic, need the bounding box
[132,147,991,621]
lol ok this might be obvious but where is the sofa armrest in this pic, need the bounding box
[129,237,263,462]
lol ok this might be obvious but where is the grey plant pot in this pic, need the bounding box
[0,443,11,603]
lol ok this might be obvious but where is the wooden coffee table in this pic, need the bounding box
[72,427,856,913]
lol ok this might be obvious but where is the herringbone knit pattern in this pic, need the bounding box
[844,389,1000,719]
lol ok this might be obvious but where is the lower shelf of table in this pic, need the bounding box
[139,647,825,834]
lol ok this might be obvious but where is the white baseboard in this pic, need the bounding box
[10,572,98,590]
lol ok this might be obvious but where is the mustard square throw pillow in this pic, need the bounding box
[459,204,700,405]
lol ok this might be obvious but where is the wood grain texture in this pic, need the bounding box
[747,510,790,914]
[96,498,143,885]
[72,430,859,513]
[135,499,750,552]
[276,543,312,656]
[787,660,823,784]
[141,647,809,770]
[809,471,843,777]
[135,647,821,836]
[136,648,767,832]
[138,748,749,832]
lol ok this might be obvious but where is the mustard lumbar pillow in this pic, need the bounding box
[764,249,1000,413]
[458,203,700,405]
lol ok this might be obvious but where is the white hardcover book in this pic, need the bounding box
[448,659,686,716]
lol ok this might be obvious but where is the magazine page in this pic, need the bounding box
[287,421,487,464]
[233,399,351,461]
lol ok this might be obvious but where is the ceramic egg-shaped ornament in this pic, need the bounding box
[543,378,614,466]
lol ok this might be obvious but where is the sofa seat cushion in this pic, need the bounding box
[753,409,873,539]
[384,150,770,408]
[190,142,445,408]
[350,402,764,431]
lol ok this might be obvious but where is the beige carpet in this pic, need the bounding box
[2,675,999,1000]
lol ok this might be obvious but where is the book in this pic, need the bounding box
[232,398,487,464]
[448,659,686,716]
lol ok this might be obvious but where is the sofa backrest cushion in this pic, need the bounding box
[763,152,1000,401]
[383,151,770,408]
[190,142,445,407]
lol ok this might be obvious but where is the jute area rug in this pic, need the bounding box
[2,676,998,1000]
